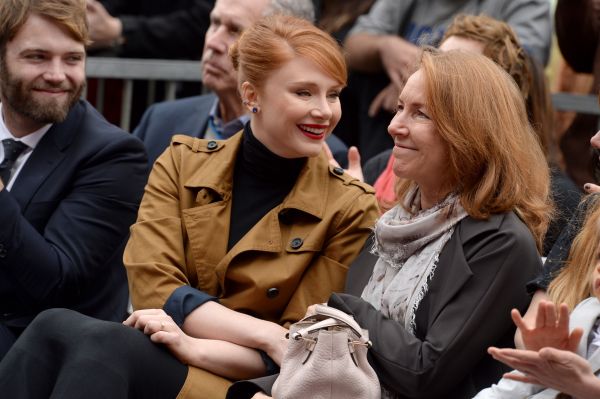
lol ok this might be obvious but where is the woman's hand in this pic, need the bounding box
[584,183,600,193]
[369,82,400,117]
[86,0,122,49]
[511,300,583,352]
[123,309,197,364]
[323,144,364,182]
[251,393,272,399]
[378,36,420,91]
[489,347,600,399]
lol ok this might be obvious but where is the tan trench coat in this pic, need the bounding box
[124,133,379,398]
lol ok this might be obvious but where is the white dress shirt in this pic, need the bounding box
[0,103,52,190]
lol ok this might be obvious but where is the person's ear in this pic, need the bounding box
[241,81,260,113]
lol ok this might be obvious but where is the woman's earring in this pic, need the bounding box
[251,107,258,113]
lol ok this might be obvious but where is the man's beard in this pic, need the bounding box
[0,58,84,124]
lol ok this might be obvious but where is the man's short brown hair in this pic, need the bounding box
[0,0,89,54]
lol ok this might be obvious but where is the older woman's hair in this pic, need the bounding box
[0,0,89,53]
[397,50,551,249]
[230,14,347,88]
[548,194,600,310]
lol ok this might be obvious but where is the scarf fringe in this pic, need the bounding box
[407,252,439,334]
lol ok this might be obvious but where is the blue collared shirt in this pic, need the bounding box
[205,99,250,140]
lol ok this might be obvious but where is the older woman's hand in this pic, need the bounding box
[511,300,583,352]
[123,309,197,365]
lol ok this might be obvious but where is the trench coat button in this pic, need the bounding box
[333,167,344,176]
[266,287,279,299]
[207,140,218,150]
[290,238,303,250]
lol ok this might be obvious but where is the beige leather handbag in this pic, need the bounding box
[272,305,381,399]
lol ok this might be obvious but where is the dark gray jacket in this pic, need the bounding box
[228,211,541,399]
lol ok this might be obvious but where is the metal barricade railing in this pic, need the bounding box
[85,57,600,131]
[552,93,600,116]
[85,57,202,131]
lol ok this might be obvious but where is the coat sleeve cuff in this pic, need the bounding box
[163,285,218,326]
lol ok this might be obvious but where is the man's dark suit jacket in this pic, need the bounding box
[133,93,350,167]
[0,100,148,348]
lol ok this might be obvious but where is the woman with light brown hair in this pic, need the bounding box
[230,48,551,399]
[391,48,550,249]
[340,47,550,398]
[363,14,579,254]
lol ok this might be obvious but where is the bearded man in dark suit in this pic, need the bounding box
[0,0,148,359]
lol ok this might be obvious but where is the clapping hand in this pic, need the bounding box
[488,347,600,398]
[511,300,583,352]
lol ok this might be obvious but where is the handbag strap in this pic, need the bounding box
[313,304,364,335]
[291,305,370,344]
[291,317,346,340]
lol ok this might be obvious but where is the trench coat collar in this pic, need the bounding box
[183,131,329,220]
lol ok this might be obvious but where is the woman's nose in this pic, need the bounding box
[387,112,408,137]
[309,97,333,120]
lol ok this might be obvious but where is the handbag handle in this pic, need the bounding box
[291,305,370,345]
[291,317,345,339]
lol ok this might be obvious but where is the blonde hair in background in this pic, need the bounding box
[229,14,347,90]
[442,14,558,165]
[396,49,552,250]
[548,194,600,310]
[0,0,89,54]
[443,14,530,101]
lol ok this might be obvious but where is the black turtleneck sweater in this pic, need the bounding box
[227,124,306,250]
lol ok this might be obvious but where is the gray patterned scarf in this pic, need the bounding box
[362,190,467,360]
[361,188,467,398]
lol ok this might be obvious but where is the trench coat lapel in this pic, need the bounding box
[180,135,332,292]
[214,152,331,285]
[181,134,240,291]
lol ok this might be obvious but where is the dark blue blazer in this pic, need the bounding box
[134,93,350,167]
[0,100,148,329]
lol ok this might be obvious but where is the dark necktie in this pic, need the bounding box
[0,139,29,185]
